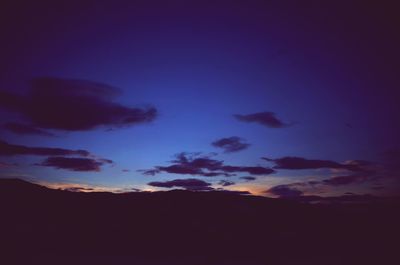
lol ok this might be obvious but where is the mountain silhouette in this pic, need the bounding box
[0,178,398,265]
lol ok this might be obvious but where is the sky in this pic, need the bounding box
[1,0,399,198]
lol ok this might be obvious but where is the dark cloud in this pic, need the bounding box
[145,165,231,177]
[214,189,251,195]
[141,152,275,177]
[98,158,114,164]
[307,181,320,185]
[141,169,162,176]
[128,188,142,192]
[266,171,378,198]
[218,180,235,186]
[0,140,90,157]
[267,172,378,199]
[240,176,256,181]
[322,174,370,186]
[110,187,143,193]
[266,185,303,197]
[148,178,214,191]
[157,165,209,176]
[171,152,223,171]
[212,136,250,153]
[319,160,379,187]
[140,153,226,176]
[279,181,313,187]
[264,180,322,198]
[1,122,55,136]
[37,157,113,172]
[220,165,274,175]
[263,156,362,171]
[147,179,251,194]
[0,77,157,131]
[345,160,373,168]
[234,111,290,128]
[371,186,385,190]
[64,187,95,192]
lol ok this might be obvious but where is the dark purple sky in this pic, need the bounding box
[0,0,399,197]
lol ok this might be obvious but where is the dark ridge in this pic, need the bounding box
[0,178,50,192]
[0,178,398,265]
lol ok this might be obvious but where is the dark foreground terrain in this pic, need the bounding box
[0,179,399,265]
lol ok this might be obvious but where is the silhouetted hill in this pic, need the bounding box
[0,178,49,192]
[0,179,399,265]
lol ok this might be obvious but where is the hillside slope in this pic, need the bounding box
[0,179,398,265]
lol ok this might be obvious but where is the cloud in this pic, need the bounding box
[234,111,290,128]
[148,178,214,191]
[264,153,396,197]
[140,153,227,176]
[320,160,381,187]
[218,180,235,186]
[240,176,256,181]
[265,181,318,198]
[171,153,223,170]
[147,179,251,194]
[266,184,303,197]
[0,140,115,172]
[141,169,162,176]
[371,186,385,190]
[141,152,275,177]
[63,186,142,193]
[219,165,274,175]
[322,174,371,186]
[64,187,95,192]
[0,140,90,157]
[263,156,362,171]
[144,165,230,177]
[214,189,251,195]
[212,136,250,153]
[37,157,113,172]
[1,122,55,136]
[268,173,377,198]
[0,77,157,131]
[127,188,142,192]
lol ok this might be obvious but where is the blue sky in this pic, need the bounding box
[1,0,399,197]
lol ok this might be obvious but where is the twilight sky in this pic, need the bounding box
[1,0,399,197]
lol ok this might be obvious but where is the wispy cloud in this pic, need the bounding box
[234,111,291,128]
[0,140,90,157]
[212,136,250,153]
[218,180,235,186]
[263,156,365,171]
